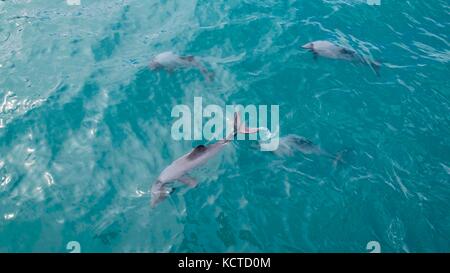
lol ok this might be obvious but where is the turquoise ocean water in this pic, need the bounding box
[0,0,449,252]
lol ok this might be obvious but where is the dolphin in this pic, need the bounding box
[272,135,329,157]
[259,134,348,168]
[149,51,214,81]
[301,40,381,75]
[150,112,259,207]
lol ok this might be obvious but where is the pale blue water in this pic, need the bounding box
[0,0,449,253]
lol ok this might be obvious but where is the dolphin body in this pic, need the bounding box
[273,134,330,157]
[302,40,381,75]
[262,134,347,168]
[151,113,258,207]
[149,51,213,81]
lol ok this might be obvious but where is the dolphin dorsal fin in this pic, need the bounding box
[187,145,207,160]
[180,55,195,62]
[340,48,355,55]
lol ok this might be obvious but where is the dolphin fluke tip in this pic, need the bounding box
[207,72,215,81]
[331,148,353,169]
[203,71,215,82]
[371,61,382,77]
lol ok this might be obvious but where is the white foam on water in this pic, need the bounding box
[66,0,81,6]
[44,172,55,186]
[258,127,279,151]
[4,213,15,220]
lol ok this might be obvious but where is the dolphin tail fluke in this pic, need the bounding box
[239,126,260,134]
[369,60,381,77]
[358,56,381,76]
[330,148,352,169]
[183,56,214,82]
[225,111,260,141]
[200,69,215,82]
[196,64,214,82]
[234,112,260,134]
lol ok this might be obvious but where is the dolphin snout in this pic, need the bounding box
[149,61,161,70]
[301,43,313,49]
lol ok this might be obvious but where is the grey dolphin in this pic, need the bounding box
[302,40,381,75]
[151,112,259,207]
[261,134,348,168]
[273,135,330,157]
[149,51,214,81]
